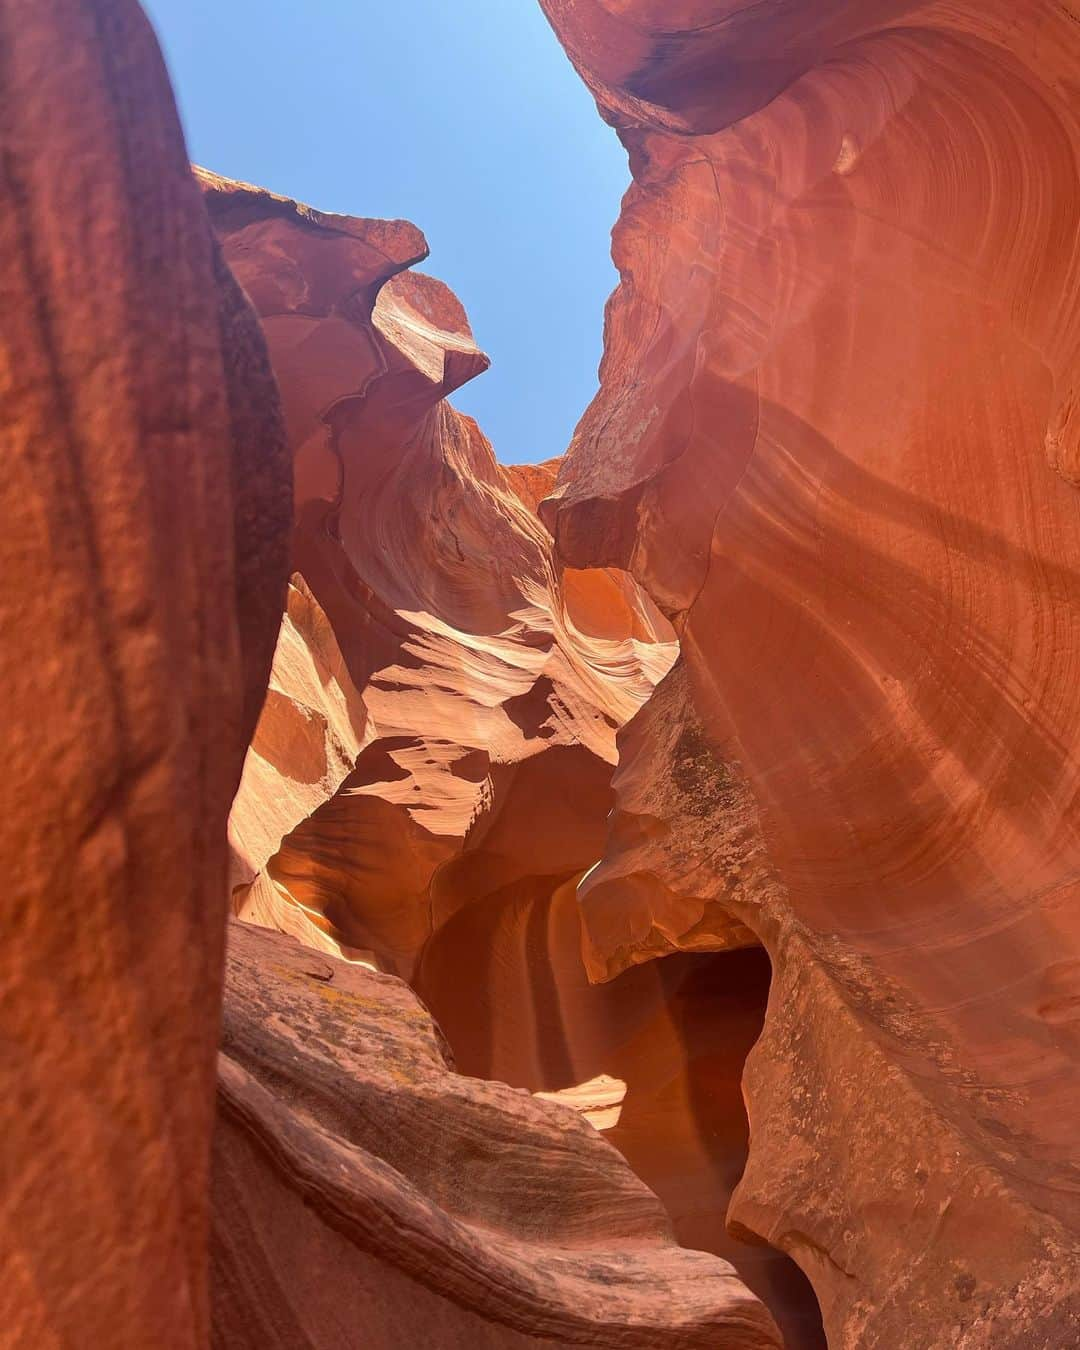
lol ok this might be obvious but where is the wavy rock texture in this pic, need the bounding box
[203,172,824,1340]
[204,169,677,982]
[540,1,1080,1345]
[415,867,826,1348]
[0,4,291,1346]
[228,576,371,887]
[213,921,781,1348]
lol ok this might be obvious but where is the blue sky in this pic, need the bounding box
[141,0,628,465]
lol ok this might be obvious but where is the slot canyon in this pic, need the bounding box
[3,2,1080,1348]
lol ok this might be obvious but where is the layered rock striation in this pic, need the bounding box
[540,1,1080,1345]
[204,171,799,1342]
[205,168,677,984]
[213,921,781,1349]
[12,2,1079,1345]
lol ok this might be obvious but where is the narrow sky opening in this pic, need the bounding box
[141,0,628,465]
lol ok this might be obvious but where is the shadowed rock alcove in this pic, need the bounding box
[416,880,826,1348]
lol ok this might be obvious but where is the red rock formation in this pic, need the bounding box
[228,577,371,893]
[541,1,1080,1345]
[415,870,826,1349]
[205,172,816,1341]
[504,454,564,515]
[0,4,290,1346]
[214,921,781,1348]
[205,170,677,981]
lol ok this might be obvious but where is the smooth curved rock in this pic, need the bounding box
[207,172,678,980]
[213,921,782,1349]
[541,1,1080,1345]
[415,869,827,1349]
[204,170,822,1340]
[0,5,290,1346]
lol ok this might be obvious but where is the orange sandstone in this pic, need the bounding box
[541,1,1080,1345]
[204,170,677,980]
[0,4,290,1346]
[213,921,782,1349]
[204,171,793,1342]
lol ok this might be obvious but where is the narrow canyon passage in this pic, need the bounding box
[416,873,826,1349]
[197,65,1080,1335]
[197,167,796,1343]
[197,6,1080,1327]
[9,2,1080,1347]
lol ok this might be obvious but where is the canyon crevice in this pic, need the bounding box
[3,1,1080,1347]
[203,165,818,1345]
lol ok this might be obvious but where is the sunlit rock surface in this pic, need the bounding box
[20,3,1080,1346]
[203,170,800,1339]
[0,5,291,1346]
[204,169,677,983]
[213,922,781,1349]
[540,1,1080,1345]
